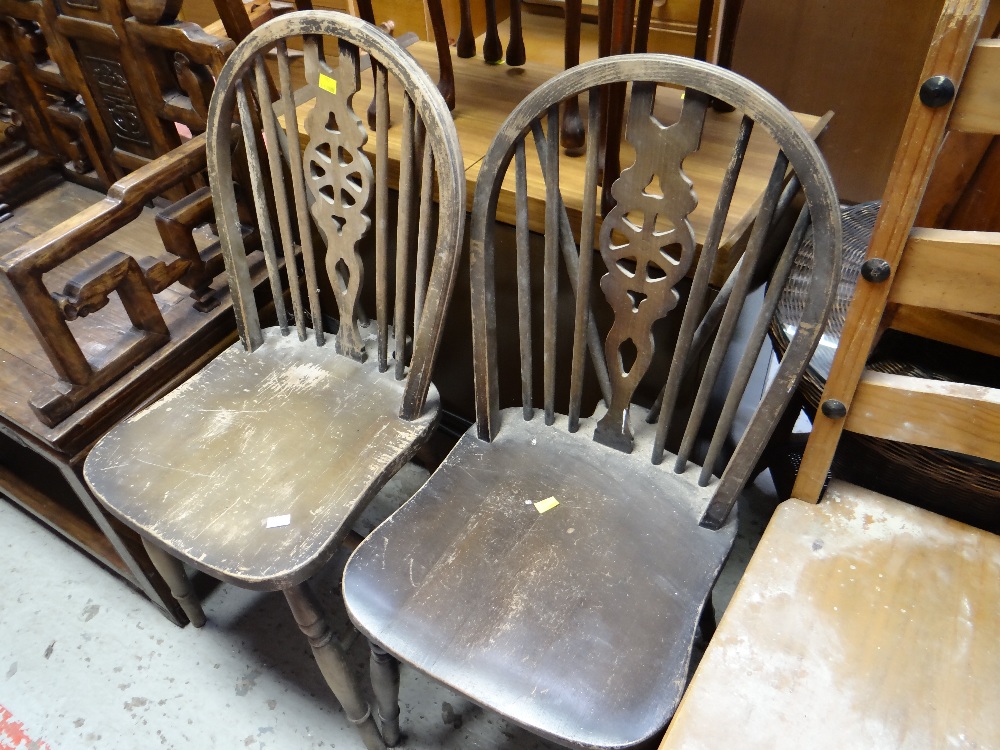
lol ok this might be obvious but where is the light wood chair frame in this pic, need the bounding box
[793,0,1000,501]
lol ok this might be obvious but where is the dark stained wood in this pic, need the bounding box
[505,0,525,65]
[456,0,477,58]
[345,415,736,748]
[426,0,456,109]
[344,54,841,750]
[483,0,503,62]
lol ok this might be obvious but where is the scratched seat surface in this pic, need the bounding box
[85,326,439,590]
[344,410,736,748]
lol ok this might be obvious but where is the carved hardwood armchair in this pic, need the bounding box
[84,11,464,749]
[344,54,841,748]
[0,0,267,624]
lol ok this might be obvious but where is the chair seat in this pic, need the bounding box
[84,327,439,590]
[343,409,737,749]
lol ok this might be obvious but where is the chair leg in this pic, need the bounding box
[140,539,206,627]
[284,583,386,750]
[697,594,717,647]
[369,642,401,747]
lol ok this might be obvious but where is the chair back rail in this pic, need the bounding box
[206,11,465,422]
[793,0,1000,501]
[470,54,842,528]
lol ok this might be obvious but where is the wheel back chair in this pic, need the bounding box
[344,55,841,748]
[83,11,465,750]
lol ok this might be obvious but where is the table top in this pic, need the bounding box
[659,479,1000,750]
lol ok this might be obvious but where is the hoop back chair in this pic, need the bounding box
[344,55,841,748]
[83,12,465,750]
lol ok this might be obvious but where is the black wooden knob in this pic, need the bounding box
[919,75,955,108]
[821,399,847,419]
[860,258,892,283]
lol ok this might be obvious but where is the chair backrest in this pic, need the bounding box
[470,54,841,529]
[793,0,1000,502]
[206,10,465,420]
[0,0,236,190]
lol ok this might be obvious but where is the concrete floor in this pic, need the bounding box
[0,461,779,750]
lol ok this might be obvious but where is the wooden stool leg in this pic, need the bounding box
[506,0,526,66]
[456,0,476,58]
[483,0,503,63]
[427,0,456,109]
[284,583,386,750]
[140,539,206,627]
[696,594,717,647]
[369,642,401,747]
[561,0,585,153]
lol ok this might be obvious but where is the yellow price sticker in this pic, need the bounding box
[534,496,560,514]
[319,74,337,95]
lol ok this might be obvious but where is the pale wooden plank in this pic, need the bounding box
[661,481,1000,750]
[950,39,1000,134]
[889,305,1000,357]
[888,228,1000,314]
[845,370,1000,462]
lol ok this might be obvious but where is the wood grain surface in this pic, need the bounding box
[660,480,1000,750]
[86,327,440,590]
[345,410,736,748]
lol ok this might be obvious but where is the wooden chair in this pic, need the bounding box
[792,0,1000,503]
[343,54,841,748]
[657,479,1000,750]
[0,0,261,624]
[83,11,464,749]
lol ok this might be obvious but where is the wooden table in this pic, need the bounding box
[659,479,1000,750]
[293,40,829,286]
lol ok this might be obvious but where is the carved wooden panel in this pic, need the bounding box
[593,84,707,452]
[82,53,151,148]
[302,39,373,360]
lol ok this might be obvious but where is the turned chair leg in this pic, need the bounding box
[369,642,401,746]
[696,594,717,647]
[140,539,206,627]
[284,583,386,750]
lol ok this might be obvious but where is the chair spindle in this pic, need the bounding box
[374,62,390,371]
[675,150,790,472]
[235,77,289,335]
[652,114,753,461]
[699,206,812,485]
[394,94,417,379]
[568,89,601,432]
[414,121,434,341]
[514,137,533,420]
[542,105,561,424]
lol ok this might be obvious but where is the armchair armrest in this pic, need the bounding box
[0,133,211,427]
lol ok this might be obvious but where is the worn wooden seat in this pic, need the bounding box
[84,11,464,750]
[344,54,841,748]
[659,479,1000,749]
[86,328,438,587]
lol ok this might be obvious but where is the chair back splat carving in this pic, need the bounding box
[472,55,841,530]
[207,11,465,421]
[344,54,840,750]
